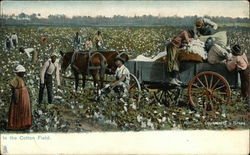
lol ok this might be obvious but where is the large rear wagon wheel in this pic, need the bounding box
[188,71,231,114]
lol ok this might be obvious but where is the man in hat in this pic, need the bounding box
[227,45,249,103]
[39,52,61,104]
[100,56,130,98]
[194,18,218,36]
[166,29,195,86]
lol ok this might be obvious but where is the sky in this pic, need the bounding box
[1,1,249,18]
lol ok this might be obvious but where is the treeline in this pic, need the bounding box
[1,13,249,26]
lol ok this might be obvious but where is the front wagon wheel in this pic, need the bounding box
[188,71,231,114]
[129,73,141,102]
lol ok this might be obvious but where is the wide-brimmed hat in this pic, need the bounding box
[14,65,26,73]
[231,45,242,56]
[114,56,125,64]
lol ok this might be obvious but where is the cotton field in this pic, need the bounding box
[0,26,249,132]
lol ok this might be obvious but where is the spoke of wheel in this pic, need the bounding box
[167,90,174,102]
[213,91,228,95]
[214,85,226,91]
[204,74,209,88]
[197,77,206,88]
[209,74,214,88]
[211,78,221,90]
[213,95,228,104]
[192,92,205,98]
[192,84,200,88]
[130,83,136,90]
[164,91,167,104]
[159,91,163,101]
[209,97,214,112]
[191,90,203,94]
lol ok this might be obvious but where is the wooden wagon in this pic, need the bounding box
[125,60,240,113]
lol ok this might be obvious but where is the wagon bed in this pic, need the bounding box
[125,60,240,113]
[125,60,240,88]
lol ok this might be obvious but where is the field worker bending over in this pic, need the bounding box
[226,45,249,103]
[11,33,18,48]
[39,52,61,104]
[19,47,38,64]
[93,31,104,50]
[100,56,130,99]
[73,32,82,51]
[195,18,218,37]
[167,29,195,86]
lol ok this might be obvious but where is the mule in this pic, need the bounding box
[60,50,107,91]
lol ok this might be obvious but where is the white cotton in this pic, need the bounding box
[131,55,154,62]
[187,39,207,59]
[152,51,167,61]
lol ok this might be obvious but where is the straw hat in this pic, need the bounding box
[114,56,126,64]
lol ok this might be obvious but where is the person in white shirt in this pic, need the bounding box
[11,33,18,48]
[100,56,130,98]
[19,47,38,64]
[38,52,61,104]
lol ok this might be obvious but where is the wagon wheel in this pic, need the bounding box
[154,87,181,106]
[129,73,141,102]
[188,71,231,115]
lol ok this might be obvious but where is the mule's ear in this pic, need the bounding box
[59,50,64,57]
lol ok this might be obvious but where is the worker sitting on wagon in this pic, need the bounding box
[207,38,232,64]
[167,29,195,86]
[99,56,130,99]
[226,45,249,104]
[194,18,218,37]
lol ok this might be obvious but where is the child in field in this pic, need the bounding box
[226,45,249,103]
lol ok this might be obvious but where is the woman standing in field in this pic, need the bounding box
[7,65,32,130]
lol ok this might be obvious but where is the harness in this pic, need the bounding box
[70,51,107,75]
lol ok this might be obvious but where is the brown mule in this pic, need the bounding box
[60,51,107,91]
